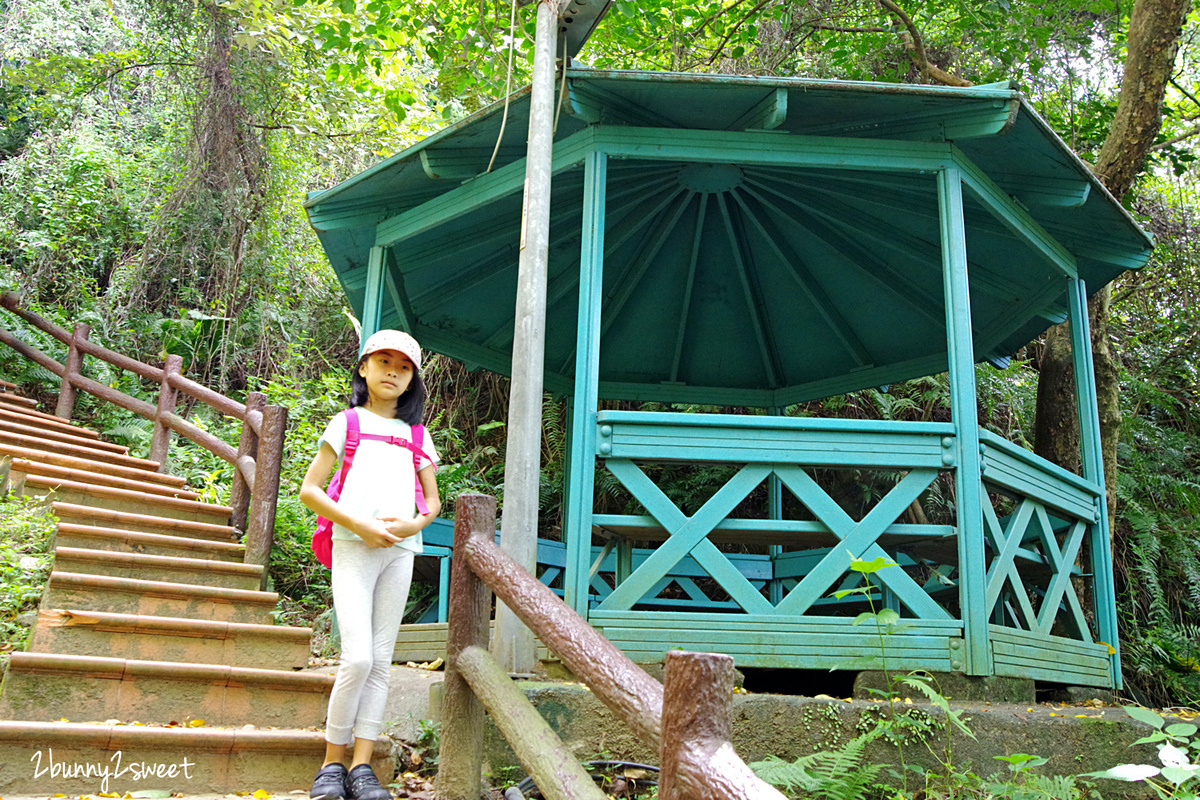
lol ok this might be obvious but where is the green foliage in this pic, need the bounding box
[751,731,887,800]
[0,495,57,659]
[1085,706,1200,798]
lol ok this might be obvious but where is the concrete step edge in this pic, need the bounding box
[24,475,232,518]
[36,608,311,642]
[0,406,103,439]
[56,522,246,558]
[8,651,329,692]
[0,391,37,408]
[1,443,183,485]
[48,571,278,606]
[14,459,201,500]
[54,546,263,577]
[0,418,127,454]
[0,430,160,471]
[52,502,236,539]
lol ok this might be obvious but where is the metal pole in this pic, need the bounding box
[493,0,562,675]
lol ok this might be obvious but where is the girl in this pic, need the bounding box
[300,330,441,800]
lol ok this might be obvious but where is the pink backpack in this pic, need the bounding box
[311,408,433,568]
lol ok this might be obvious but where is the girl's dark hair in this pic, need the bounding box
[349,358,426,426]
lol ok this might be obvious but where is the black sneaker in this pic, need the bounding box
[310,763,349,800]
[346,764,391,800]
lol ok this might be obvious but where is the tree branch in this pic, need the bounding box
[249,123,375,138]
[1150,123,1200,150]
[81,60,194,95]
[876,0,972,87]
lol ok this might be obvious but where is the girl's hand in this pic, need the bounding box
[377,516,422,539]
[353,518,403,548]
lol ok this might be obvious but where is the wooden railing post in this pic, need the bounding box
[243,404,287,586]
[55,322,91,420]
[436,493,496,800]
[149,354,183,469]
[230,391,265,533]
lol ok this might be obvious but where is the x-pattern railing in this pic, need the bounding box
[596,457,952,620]
[983,494,1091,639]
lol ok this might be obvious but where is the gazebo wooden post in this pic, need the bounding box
[1067,277,1121,686]
[938,166,988,675]
[564,150,608,616]
[361,246,387,345]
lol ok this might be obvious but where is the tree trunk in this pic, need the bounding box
[1034,0,1189,528]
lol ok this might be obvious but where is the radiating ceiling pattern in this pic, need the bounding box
[307,70,1154,406]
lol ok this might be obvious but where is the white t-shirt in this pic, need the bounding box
[318,407,440,554]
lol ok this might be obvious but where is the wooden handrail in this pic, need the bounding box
[436,493,786,800]
[0,294,286,583]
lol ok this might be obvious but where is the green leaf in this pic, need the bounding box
[1167,724,1198,737]
[850,556,895,573]
[1124,705,1166,730]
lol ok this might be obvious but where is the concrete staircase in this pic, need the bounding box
[0,385,392,795]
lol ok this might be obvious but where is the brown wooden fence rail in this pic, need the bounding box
[0,292,287,580]
[436,493,787,800]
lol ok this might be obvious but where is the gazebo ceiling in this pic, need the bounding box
[305,69,1154,407]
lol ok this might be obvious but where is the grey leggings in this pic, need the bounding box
[325,539,414,745]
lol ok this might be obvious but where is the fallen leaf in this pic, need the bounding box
[420,657,444,670]
[252,790,272,799]
[187,719,205,727]
[128,791,172,798]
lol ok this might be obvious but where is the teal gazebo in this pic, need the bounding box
[305,69,1153,688]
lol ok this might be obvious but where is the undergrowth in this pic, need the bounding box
[0,494,57,670]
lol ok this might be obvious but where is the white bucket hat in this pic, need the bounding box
[360,329,422,370]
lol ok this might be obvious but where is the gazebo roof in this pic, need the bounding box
[305,68,1154,407]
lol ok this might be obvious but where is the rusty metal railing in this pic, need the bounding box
[0,293,287,581]
[435,493,787,800]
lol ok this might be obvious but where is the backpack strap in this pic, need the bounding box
[411,424,430,516]
[325,408,361,503]
[335,413,433,516]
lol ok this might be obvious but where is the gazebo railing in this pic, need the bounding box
[574,409,1115,686]
[436,493,786,800]
[0,293,287,580]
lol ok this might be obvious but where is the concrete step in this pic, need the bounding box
[52,546,262,590]
[29,608,311,669]
[0,417,128,454]
[19,474,231,524]
[0,390,37,409]
[0,650,331,729]
[13,458,201,500]
[0,428,161,472]
[0,720,393,795]
[0,406,103,439]
[54,521,245,562]
[1,441,185,486]
[43,571,278,625]
[53,501,238,542]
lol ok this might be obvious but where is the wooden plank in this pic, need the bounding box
[982,457,1095,520]
[989,626,1108,659]
[596,409,955,435]
[599,627,951,653]
[992,660,1110,685]
[594,125,952,173]
[589,610,963,634]
[979,431,1099,495]
[594,514,954,548]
